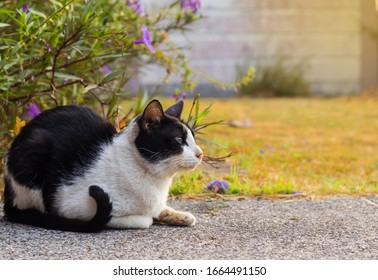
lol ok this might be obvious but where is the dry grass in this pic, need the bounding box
[165,97,378,197]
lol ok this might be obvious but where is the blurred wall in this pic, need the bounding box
[141,0,378,96]
[361,0,378,91]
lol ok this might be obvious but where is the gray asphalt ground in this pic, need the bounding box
[1,197,378,259]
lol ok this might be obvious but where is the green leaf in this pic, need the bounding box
[0,23,10,28]
[83,84,99,93]
[29,9,47,19]
[195,94,200,118]
[54,72,82,80]
[49,0,64,8]
[2,61,18,71]
[82,0,97,23]
[195,104,212,124]
[195,120,224,132]
[107,93,118,118]
[5,14,23,27]
[134,89,150,115]
[196,137,228,149]
[101,70,126,84]
[0,9,15,16]
[96,53,132,59]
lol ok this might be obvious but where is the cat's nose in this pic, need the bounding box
[196,152,203,160]
[195,147,203,161]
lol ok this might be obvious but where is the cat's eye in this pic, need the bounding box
[175,137,183,145]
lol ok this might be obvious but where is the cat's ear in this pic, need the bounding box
[140,99,164,130]
[165,100,183,119]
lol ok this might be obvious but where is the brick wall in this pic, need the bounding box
[140,0,377,96]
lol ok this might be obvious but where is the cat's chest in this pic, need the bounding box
[105,173,172,217]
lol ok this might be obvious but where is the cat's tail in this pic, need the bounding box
[3,185,112,233]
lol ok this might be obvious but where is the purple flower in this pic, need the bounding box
[260,146,275,155]
[22,5,30,13]
[102,65,112,75]
[206,180,229,194]
[181,0,201,14]
[23,103,41,119]
[126,0,145,16]
[134,26,155,54]
[172,90,186,102]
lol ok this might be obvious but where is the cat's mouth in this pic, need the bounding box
[178,163,200,171]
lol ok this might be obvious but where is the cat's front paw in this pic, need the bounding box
[158,207,196,227]
[176,211,196,227]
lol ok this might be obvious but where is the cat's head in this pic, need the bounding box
[133,99,203,175]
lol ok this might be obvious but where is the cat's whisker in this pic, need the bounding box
[137,147,169,162]
[137,147,160,155]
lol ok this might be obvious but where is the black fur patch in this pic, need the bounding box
[6,105,116,212]
[135,117,188,163]
[135,100,188,163]
[3,175,14,217]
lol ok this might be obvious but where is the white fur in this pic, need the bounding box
[4,164,45,212]
[54,120,202,228]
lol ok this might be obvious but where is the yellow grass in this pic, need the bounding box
[164,97,378,197]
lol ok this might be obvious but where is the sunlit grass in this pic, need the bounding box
[163,97,378,197]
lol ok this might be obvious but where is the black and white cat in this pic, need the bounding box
[3,100,203,232]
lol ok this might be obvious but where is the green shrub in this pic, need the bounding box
[0,0,202,154]
[237,56,311,97]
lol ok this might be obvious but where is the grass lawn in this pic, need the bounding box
[156,97,378,197]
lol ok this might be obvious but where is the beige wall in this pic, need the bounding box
[141,0,377,95]
[361,0,378,91]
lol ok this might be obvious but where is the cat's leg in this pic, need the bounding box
[107,215,153,229]
[157,206,196,226]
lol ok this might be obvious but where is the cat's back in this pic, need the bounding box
[16,105,114,136]
[6,105,117,189]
